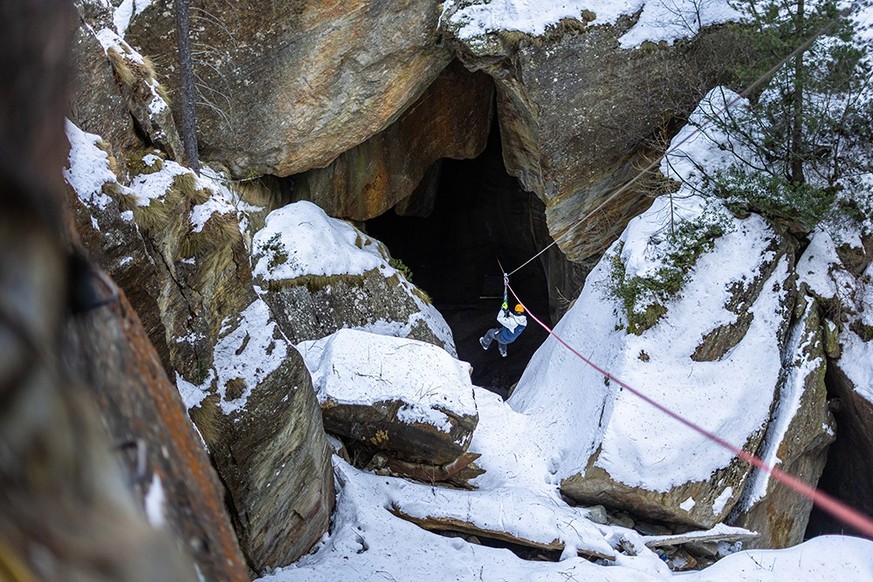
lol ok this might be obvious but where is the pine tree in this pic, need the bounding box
[704,0,873,231]
[175,0,200,173]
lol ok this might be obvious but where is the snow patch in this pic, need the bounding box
[444,0,641,39]
[64,119,122,210]
[443,0,740,47]
[252,201,391,281]
[128,159,188,206]
[190,194,236,233]
[144,472,165,528]
[113,0,155,37]
[712,487,733,514]
[618,0,741,48]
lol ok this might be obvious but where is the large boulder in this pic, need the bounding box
[300,329,478,466]
[251,200,456,353]
[64,119,335,571]
[543,195,794,528]
[442,1,747,262]
[125,0,452,177]
[178,299,334,570]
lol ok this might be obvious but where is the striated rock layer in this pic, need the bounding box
[293,60,494,221]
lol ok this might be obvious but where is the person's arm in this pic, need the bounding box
[496,309,517,331]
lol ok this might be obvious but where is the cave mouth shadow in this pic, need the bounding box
[366,129,551,397]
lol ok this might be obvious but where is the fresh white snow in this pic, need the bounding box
[113,0,155,37]
[252,201,393,281]
[176,299,290,415]
[681,536,873,581]
[144,472,165,529]
[298,329,476,430]
[64,119,124,210]
[442,0,742,48]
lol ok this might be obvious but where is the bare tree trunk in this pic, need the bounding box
[175,0,200,173]
[790,0,806,184]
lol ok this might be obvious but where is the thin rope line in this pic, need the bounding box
[507,2,860,277]
[506,282,873,539]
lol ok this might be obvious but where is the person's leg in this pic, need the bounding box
[480,328,498,349]
[498,342,507,357]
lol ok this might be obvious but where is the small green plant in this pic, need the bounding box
[389,257,414,281]
[609,211,730,334]
[261,233,288,271]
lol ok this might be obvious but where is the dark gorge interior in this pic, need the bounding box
[366,127,552,396]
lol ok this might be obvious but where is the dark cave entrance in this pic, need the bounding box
[366,126,552,397]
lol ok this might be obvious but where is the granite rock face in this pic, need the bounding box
[66,105,335,570]
[126,0,453,177]
[443,9,744,264]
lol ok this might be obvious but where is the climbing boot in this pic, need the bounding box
[498,344,507,358]
[479,337,489,350]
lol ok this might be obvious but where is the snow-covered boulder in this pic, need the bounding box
[252,201,456,355]
[299,329,478,469]
[507,86,840,534]
[527,194,793,528]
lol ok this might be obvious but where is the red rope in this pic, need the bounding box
[507,282,873,539]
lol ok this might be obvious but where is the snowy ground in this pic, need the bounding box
[258,387,873,581]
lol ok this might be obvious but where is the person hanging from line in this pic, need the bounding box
[480,301,527,358]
